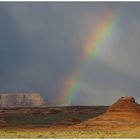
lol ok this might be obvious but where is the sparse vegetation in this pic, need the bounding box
[0,129,126,138]
[6,113,93,125]
[122,126,140,138]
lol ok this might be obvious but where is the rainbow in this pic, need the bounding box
[59,11,119,105]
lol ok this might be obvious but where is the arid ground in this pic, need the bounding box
[0,106,111,138]
[0,100,140,138]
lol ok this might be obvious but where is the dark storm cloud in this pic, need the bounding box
[0,2,140,105]
[72,59,140,105]
[0,5,29,87]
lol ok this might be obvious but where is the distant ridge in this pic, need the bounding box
[0,93,46,107]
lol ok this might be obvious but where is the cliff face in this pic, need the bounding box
[71,97,140,131]
[107,96,140,113]
[0,93,46,107]
[94,96,140,121]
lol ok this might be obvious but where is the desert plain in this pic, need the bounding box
[0,94,140,138]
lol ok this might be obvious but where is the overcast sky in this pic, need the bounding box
[0,2,140,105]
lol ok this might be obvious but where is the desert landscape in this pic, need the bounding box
[0,2,140,139]
[0,93,140,138]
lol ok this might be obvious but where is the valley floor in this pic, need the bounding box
[0,106,139,138]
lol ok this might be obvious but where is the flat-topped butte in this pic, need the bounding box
[0,93,46,107]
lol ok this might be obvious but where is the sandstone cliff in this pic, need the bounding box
[0,93,46,107]
[94,96,140,121]
[71,97,140,130]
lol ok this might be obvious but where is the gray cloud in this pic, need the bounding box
[0,2,140,105]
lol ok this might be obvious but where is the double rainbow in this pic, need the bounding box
[59,11,119,105]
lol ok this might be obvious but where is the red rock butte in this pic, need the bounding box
[96,96,140,121]
[71,96,140,130]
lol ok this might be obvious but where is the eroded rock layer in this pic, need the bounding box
[71,97,140,130]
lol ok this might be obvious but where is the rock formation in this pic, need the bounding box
[0,93,46,107]
[107,96,140,113]
[95,96,140,121]
[71,97,140,130]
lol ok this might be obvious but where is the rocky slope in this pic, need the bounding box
[0,93,46,107]
[71,97,140,130]
[94,96,140,121]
